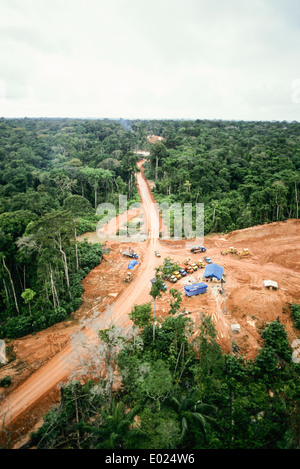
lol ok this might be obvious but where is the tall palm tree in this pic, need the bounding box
[83,400,145,449]
[149,275,165,342]
[168,391,217,441]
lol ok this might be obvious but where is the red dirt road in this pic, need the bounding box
[0,161,165,445]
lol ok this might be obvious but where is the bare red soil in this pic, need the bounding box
[147,135,165,144]
[0,161,299,448]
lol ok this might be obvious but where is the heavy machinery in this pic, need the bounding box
[238,248,250,258]
[221,246,238,255]
[221,247,250,258]
[124,272,132,283]
[183,257,191,265]
[122,248,138,259]
[196,260,206,268]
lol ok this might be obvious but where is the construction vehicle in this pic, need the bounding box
[191,263,198,271]
[221,246,238,255]
[124,272,132,283]
[182,261,195,274]
[221,247,250,258]
[191,245,206,253]
[196,260,206,268]
[122,248,138,259]
[238,248,250,258]
[169,275,178,283]
[173,271,182,279]
[179,268,187,277]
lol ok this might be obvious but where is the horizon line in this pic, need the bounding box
[1,116,299,124]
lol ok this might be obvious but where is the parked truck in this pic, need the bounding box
[191,246,206,253]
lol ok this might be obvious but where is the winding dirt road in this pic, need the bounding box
[0,160,165,444]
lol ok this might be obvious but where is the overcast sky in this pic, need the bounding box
[0,0,299,121]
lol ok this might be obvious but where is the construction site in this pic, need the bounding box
[0,160,299,448]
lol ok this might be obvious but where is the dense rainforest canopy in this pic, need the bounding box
[0,117,299,337]
[30,307,300,449]
[144,119,300,234]
[0,117,299,450]
[0,118,144,338]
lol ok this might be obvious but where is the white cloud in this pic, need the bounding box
[0,0,299,120]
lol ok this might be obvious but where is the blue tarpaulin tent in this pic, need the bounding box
[203,263,223,280]
[127,260,139,269]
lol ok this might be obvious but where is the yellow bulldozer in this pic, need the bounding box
[237,248,250,258]
[221,247,250,258]
[124,272,132,283]
[221,246,238,255]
